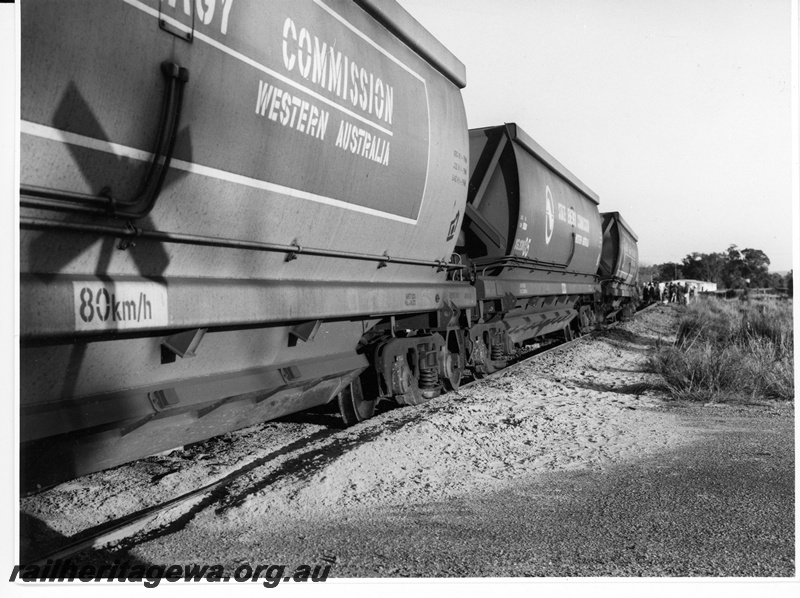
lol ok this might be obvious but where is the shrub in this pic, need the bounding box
[651,297,794,402]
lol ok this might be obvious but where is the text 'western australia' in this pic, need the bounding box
[254,15,394,167]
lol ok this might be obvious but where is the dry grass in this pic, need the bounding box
[650,297,794,402]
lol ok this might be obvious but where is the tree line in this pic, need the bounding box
[639,244,792,291]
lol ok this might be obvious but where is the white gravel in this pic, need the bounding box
[230,305,688,522]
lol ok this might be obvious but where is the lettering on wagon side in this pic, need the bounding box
[72,281,169,331]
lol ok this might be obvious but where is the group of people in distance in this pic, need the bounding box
[642,281,695,305]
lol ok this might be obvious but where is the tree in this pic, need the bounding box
[722,245,747,289]
[649,245,774,289]
[740,248,771,287]
[656,262,682,282]
[638,264,657,283]
[680,252,725,284]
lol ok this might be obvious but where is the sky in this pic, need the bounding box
[399,0,796,272]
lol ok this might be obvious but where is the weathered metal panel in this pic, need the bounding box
[20,0,468,287]
[354,0,467,88]
[20,320,371,407]
[463,123,603,284]
[600,211,640,285]
[22,366,364,489]
[475,276,598,300]
[21,275,476,338]
[511,137,603,275]
[18,0,470,481]
[22,351,367,442]
[506,123,599,204]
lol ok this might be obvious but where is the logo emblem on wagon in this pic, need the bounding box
[446,210,460,241]
[545,186,555,245]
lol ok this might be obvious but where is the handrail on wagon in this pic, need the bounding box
[19,217,468,272]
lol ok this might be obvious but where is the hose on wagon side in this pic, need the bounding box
[20,61,189,220]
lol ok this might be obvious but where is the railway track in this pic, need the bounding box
[24,312,648,566]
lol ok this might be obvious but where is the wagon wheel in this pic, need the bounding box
[337,376,375,426]
[466,334,492,379]
[441,330,466,391]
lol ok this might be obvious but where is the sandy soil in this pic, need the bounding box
[224,305,692,522]
[22,304,694,561]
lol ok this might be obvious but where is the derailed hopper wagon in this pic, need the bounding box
[599,211,641,320]
[19,0,472,490]
[454,123,606,371]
